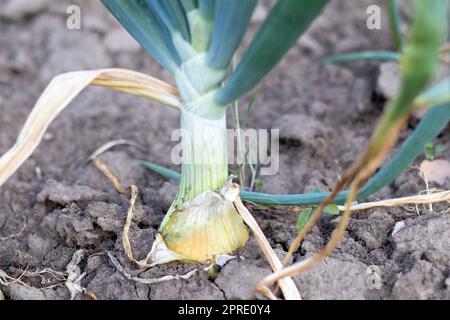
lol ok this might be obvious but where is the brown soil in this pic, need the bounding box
[0,0,449,300]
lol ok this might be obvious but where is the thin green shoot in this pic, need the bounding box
[386,0,404,51]
[253,178,264,192]
[298,186,340,225]
[322,50,401,64]
[242,89,259,129]
[296,205,342,232]
[248,162,259,191]
[138,160,181,181]
[231,55,261,191]
[296,208,313,231]
[239,89,260,191]
[231,54,246,188]
[296,187,340,231]
[425,142,448,160]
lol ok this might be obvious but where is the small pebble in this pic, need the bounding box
[391,221,406,236]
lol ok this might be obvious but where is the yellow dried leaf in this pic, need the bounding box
[0,68,181,187]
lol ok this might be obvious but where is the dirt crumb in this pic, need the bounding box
[37,180,108,205]
[215,260,270,300]
[392,213,450,257]
[149,271,224,300]
[348,210,395,250]
[295,256,368,300]
[275,113,332,151]
[86,265,145,300]
[8,283,45,300]
[392,260,444,300]
[377,62,400,100]
[87,201,122,233]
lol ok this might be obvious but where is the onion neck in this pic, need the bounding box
[175,109,229,205]
[160,53,229,228]
[172,52,230,203]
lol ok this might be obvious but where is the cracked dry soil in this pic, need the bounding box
[1,0,449,300]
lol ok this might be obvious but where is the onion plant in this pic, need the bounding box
[0,0,449,275]
[98,0,330,263]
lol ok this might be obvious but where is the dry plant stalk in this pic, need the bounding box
[336,190,450,211]
[91,69,180,107]
[234,197,301,300]
[107,252,198,285]
[91,159,130,194]
[87,139,145,163]
[1,253,96,300]
[65,250,97,300]
[120,184,156,268]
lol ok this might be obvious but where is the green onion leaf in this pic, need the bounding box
[322,50,401,64]
[377,0,447,125]
[199,0,215,20]
[215,0,328,105]
[149,0,191,42]
[139,160,181,181]
[414,77,450,108]
[386,0,404,51]
[207,0,257,69]
[101,0,181,73]
[190,1,215,51]
[181,0,197,12]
